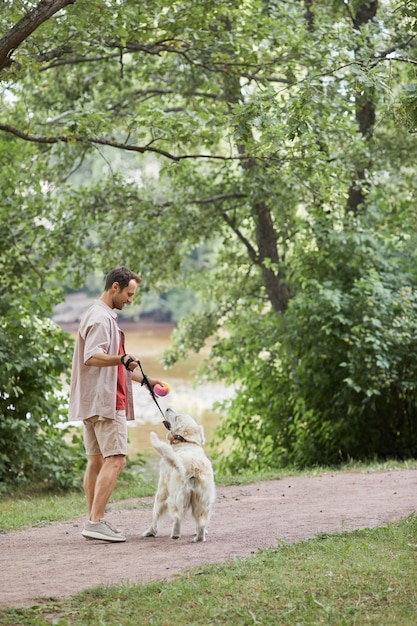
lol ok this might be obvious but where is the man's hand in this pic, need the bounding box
[132,370,163,389]
[121,354,139,372]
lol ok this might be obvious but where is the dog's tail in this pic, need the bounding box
[149,432,186,478]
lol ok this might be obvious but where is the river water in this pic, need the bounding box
[66,321,233,457]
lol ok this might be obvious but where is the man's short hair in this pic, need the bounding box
[104,267,141,290]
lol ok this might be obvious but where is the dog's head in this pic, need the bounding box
[163,407,205,446]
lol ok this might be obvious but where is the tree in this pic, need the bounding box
[1,0,417,483]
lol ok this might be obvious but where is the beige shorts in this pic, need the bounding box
[83,411,127,457]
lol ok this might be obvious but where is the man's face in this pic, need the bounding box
[112,279,138,310]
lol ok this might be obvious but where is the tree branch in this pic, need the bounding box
[220,209,259,264]
[371,56,417,67]
[0,0,75,71]
[371,34,417,61]
[192,192,247,205]
[0,123,248,163]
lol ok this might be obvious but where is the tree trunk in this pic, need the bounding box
[346,0,378,216]
[254,200,290,313]
[222,65,290,313]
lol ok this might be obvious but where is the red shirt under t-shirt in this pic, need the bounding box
[116,331,127,410]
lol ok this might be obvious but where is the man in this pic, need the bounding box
[69,266,162,542]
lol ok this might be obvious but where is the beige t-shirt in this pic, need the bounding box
[68,300,134,422]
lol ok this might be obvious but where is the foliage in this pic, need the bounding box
[0,129,89,490]
[212,211,417,470]
[0,310,81,491]
[283,223,417,464]
[1,0,417,480]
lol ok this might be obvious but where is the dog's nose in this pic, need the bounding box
[162,420,171,430]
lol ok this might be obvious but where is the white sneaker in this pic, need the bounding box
[82,519,126,542]
[102,519,123,534]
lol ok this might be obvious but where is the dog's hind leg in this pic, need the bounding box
[193,512,209,542]
[169,488,190,539]
[191,489,214,542]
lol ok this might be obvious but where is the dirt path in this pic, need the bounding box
[1,469,416,608]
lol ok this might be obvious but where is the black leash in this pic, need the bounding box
[136,359,167,421]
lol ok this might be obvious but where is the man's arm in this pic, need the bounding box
[132,370,161,388]
[86,353,162,388]
[86,353,136,369]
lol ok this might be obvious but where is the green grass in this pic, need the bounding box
[1,460,416,625]
[1,516,416,625]
[0,475,158,532]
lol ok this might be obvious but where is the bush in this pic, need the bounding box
[212,218,417,471]
[0,309,83,493]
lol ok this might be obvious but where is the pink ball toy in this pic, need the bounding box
[154,382,170,397]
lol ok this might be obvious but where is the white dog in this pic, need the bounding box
[143,408,216,542]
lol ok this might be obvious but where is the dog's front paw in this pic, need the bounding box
[149,431,159,446]
[143,527,157,538]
